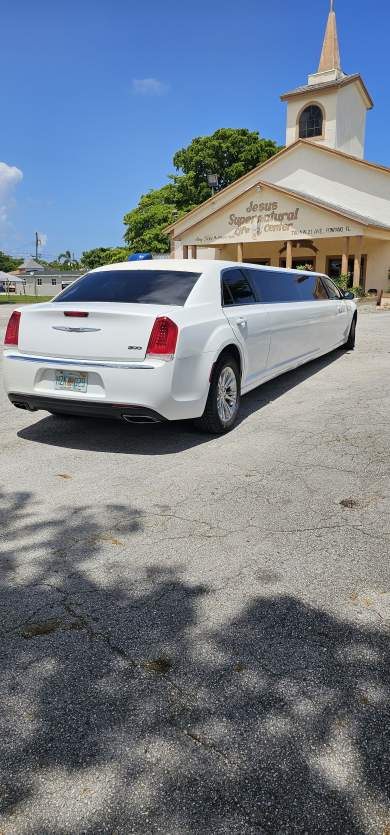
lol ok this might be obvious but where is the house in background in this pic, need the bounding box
[12,258,82,296]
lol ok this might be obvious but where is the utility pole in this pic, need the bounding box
[35,232,39,261]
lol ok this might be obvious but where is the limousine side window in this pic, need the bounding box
[244,269,333,303]
[321,275,343,299]
[222,269,256,306]
[295,274,329,300]
[244,269,299,303]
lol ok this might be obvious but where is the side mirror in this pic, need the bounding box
[342,290,355,300]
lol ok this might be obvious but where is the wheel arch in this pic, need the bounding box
[215,343,243,379]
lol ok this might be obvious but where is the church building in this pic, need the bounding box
[167,2,390,293]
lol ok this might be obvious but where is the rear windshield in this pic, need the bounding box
[53,269,201,305]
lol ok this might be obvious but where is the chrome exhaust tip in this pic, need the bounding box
[122,414,160,424]
[13,401,38,412]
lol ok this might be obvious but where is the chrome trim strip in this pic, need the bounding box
[5,354,154,370]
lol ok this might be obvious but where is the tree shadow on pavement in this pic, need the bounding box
[0,486,389,834]
[16,350,343,456]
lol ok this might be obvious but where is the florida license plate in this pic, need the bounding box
[55,370,88,393]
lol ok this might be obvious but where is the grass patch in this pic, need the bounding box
[0,295,53,304]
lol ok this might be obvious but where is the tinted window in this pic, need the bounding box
[222,280,233,306]
[53,270,201,306]
[295,274,329,300]
[222,269,256,305]
[244,269,335,303]
[244,269,300,303]
[322,276,342,299]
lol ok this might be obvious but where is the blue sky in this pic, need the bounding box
[1,0,388,259]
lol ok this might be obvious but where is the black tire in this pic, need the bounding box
[343,316,356,350]
[195,354,241,434]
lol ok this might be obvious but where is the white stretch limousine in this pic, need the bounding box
[3,260,357,433]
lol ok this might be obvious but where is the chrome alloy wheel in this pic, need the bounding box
[216,366,238,424]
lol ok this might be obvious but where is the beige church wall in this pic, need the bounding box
[285,88,337,148]
[193,247,219,259]
[240,242,282,265]
[211,244,240,261]
[262,143,390,225]
[363,240,390,293]
[336,84,366,158]
[171,239,184,258]
[176,183,364,248]
[239,241,321,268]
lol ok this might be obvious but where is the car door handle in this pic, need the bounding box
[236,317,247,326]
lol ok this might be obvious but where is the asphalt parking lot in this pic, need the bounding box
[1,303,390,835]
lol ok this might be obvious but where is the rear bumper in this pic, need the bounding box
[8,393,166,423]
[3,349,212,421]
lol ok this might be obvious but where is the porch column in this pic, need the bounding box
[286,240,292,270]
[353,236,363,288]
[183,245,189,259]
[189,245,197,259]
[237,242,244,262]
[341,236,350,276]
[316,250,326,274]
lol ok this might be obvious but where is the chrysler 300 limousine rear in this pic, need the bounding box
[3,259,357,433]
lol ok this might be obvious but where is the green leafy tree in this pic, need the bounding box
[123,128,282,253]
[0,251,23,272]
[123,185,182,254]
[35,256,80,272]
[80,247,130,270]
[173,128,282,196]
[104,247,132,264]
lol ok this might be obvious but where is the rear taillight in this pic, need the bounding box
[64,311,89,317]
[4,311,21,346]
[146,317,178,358]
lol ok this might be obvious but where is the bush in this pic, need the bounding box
[334,273,350,291]
[350,285,366,297]
[334,273,366,298]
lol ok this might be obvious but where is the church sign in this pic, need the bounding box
[228,202,300,236]
[182,186,362,246]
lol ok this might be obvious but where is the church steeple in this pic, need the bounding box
[318,0,342,75]
[280,0,373,158]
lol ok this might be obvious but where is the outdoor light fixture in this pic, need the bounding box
[255,185,263,192]
[207,173,219,195]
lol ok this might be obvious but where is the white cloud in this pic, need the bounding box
[132,78,168,95]
[0,162,23,229]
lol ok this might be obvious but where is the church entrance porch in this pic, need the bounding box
[193,234,388,293]
[279,256,316,271]
[326,254,367,290]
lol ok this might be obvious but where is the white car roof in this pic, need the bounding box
[91,259,328,277]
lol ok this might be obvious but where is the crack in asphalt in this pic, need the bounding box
[183,728,234,766]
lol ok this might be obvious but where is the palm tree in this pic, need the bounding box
[58,250,73,265]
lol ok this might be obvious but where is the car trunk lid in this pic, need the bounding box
[17,302,179,362]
